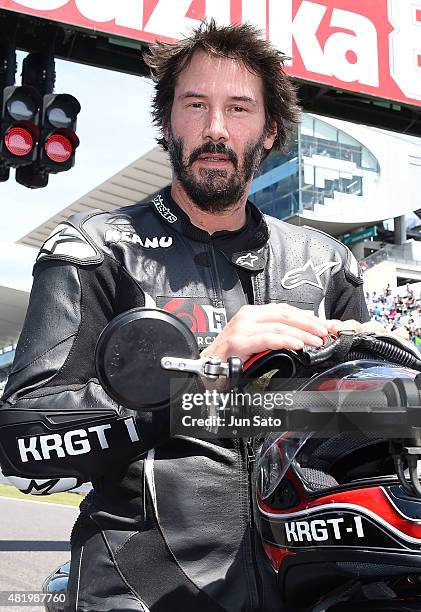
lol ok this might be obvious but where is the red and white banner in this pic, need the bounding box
[0,0,421,108]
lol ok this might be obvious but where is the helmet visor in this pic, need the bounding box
[256,360,421,500]
[257,431,312,500]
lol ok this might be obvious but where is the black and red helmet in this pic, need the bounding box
[251,358,421,611]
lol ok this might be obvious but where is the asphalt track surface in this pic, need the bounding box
[0,497,80,611]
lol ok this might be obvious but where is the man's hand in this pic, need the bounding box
[326,318,417,355]
[201,303,328,363]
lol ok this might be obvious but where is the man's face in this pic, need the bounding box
[168,50,276,212]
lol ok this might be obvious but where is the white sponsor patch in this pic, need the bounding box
[152,194,177,224]
[17,418,139,463]
[104,228,173,248]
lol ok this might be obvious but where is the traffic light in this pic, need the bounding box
[0,50,81,189]
[0,86,42,167]
[39,94,80,173]
[16,93,81,189]
[15,93,81,189]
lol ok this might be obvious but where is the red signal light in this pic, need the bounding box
[4,126,34,156]
[44,133,73,163]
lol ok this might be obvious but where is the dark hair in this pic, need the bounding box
[144,19,301,155]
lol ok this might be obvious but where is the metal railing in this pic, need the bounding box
[361,242,421,271]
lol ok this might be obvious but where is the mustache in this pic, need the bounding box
[188,142,238,168]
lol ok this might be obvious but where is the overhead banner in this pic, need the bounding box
[1,0,421,108]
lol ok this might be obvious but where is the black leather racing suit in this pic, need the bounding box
[1,187,369,611]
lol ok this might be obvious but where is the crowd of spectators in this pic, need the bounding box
[366,283,421,348]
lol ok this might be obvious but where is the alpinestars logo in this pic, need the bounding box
[235,253,259,268]
[37,224,97,262]
[281,260,340,290]
[153,194,177,224]
[6,476,79,495]
[105,229,173,248]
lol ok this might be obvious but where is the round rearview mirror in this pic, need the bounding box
[95,308,199,411]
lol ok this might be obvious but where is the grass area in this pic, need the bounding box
[0,484,85,506]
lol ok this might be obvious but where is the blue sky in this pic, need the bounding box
[1,52,159,290]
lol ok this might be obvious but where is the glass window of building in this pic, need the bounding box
[249,114,380,222]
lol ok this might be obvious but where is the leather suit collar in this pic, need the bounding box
[150,186,269,251]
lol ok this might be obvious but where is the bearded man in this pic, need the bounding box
[0,20,369,611]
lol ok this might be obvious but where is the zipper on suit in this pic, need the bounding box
[246,437,264,611]
[234,437,259,611]
[249,269,265,609]
[208,243,263,609]
[207,244,224,307]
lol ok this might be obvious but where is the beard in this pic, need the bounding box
[167,129,266,213]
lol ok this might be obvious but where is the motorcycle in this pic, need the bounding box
[43,308,421,611]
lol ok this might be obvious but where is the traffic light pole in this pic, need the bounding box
[0,43,16,90]
[0,43,16,182]
[22,51,55,97]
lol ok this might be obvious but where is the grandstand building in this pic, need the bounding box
[248,114,421,293]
